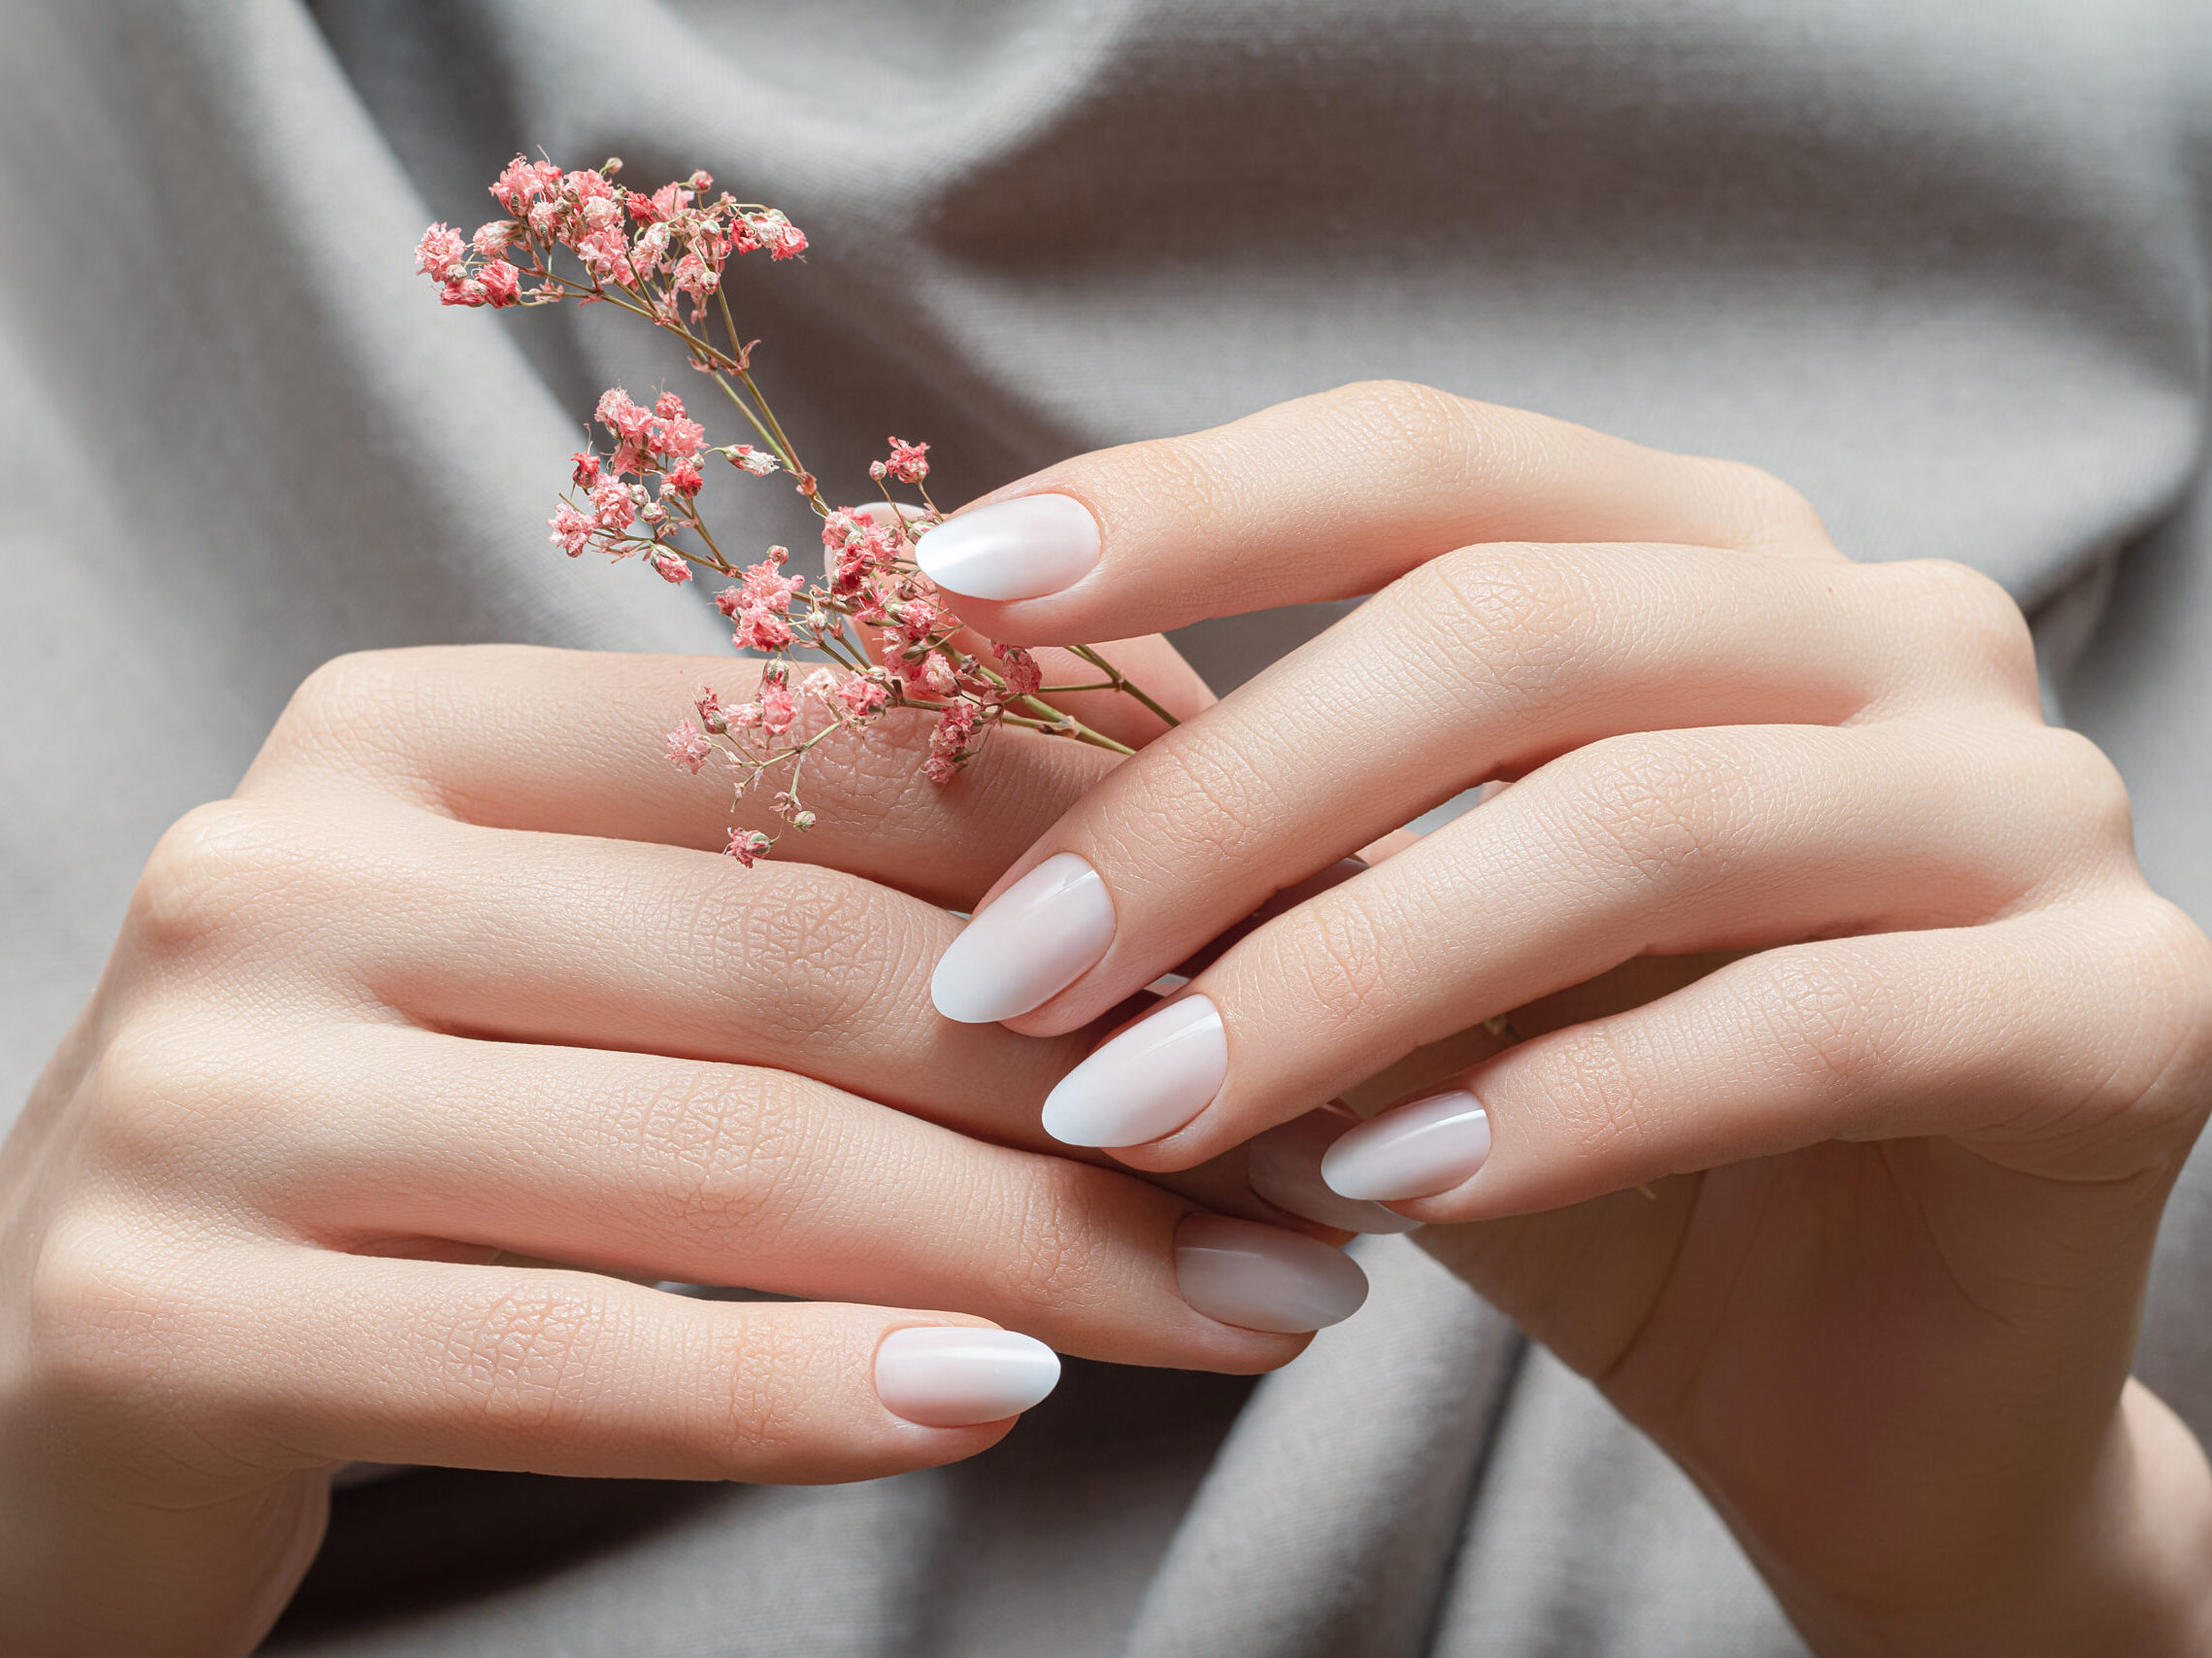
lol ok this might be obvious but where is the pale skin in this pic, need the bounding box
[935,382,2212,1655]
[0,639,1307,1658]
[12,381,2212,1656]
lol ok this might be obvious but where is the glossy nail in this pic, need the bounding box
[874,1327,1062,1427]
[913,493,1102,601]
[930,853,1115,1024]
[1173,1214,1369,1334]
[1042,996,1226,1147]
[1247,1111,1424,1234]
[1321,1090,1491,1201]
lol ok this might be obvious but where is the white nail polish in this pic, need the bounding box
[930,853,1116,1024]
[1321,1090,1491,1202]
[1173,1214,1369,1334]
[874,1327,1061,1427]
[1247,1111,1424,1234]
[913,493,1102,601]
[1042,996,1226,1147]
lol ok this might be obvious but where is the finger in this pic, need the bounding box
[1034,718,2125,1168]
[1324,893,2211,1222]
[161,797,1266,1226]
[238,643,1123,909]
[186,1021,1363,1360]
[911,380,1834,642]
[927,548,2040,1035]
[118,1242,1054,1480]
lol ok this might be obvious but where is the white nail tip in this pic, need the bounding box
[874,1328,1061,1427]
[1247,1112,1424,1234]
[1320,1090,1492,1202]
[930,853,1116,1024]
[1174,1215,1369,1334]
[1042,996,1227,1147]
[913,493,1102,602]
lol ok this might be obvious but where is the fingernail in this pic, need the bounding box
[874,1327,1062,1427]
[914,493,1102,601]
[1042,996,1226,1147]
[930,853,1115,1024]
[1247,1111,1424,1234]
[1173,1214,1369,1334]
[1321,1090,1491,1201]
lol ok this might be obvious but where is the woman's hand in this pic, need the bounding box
[915,383,2212,1655]
[0,644,1363,1658]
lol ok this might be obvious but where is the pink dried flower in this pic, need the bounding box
[652,552,692,584]
[759,682,797,735]
[415,222,467,282]
[836,673,890,718]
[727,446,781,476]
[725,827,772,865]
[588,478,637,533]
[884,437,929,484]
[438,278,487,307]
[471,220,516,257]
[994,643,1043,697]
[661,460,704,496]
[491,155,562,213]
[665,717,714,774]
[548,503,596,557]
[925,701,979,784]
[476,259,521,307]
[570,451,601,488]
[576,224,635,286]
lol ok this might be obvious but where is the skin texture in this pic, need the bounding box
[937,382,2212,1655]
[0,641,1314,1658]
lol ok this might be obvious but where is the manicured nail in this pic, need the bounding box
[1042,996,1226,1147]
[1173,1214,1369,1334]
[913,493,1102,601]
[874,1327,1062,1427]
[1247,1111,1424,1235]
[930,853,1115,1024]
[1321,1090,1491,1201]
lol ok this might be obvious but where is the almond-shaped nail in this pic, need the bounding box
[1247,1111,1424,1234]
[1042,996,1226,1147]
[874,1328,1061,1427]
[1173,1214,1368,1334]
[930,853,1115,1024]
[1320,1090,1491,1202]
[913,493,1102,601]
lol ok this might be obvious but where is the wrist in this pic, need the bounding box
[1771,1380,2212,1658]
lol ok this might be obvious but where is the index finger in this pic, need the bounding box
[912,380,1831,645]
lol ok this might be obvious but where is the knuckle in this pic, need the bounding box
[1399,545,1599,695]
[702,866,908,1045]
[992,1161,1118,1318]
[2111,899,2212,1114]
[2030,727,2134,850]
[621,1066,815,1243]
[1892,559,2037,689]
[439,1279,611,1433]
[129,799,312,961]
[1532,1021,1661,1164]
[1741,946,1899,1100]
[25,1220,214,1415]
[1695,457,1827,547]
[1105,736,1276,869]
[1314,379,1478,486]
[1556,732,1758,900]
[714,1312,818,1466]
[1257,889,1399,1026]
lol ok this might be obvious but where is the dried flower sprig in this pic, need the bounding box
[419,154,1171,863]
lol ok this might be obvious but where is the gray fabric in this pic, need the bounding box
[5,0,2210,1652]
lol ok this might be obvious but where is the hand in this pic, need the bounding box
[0,643,1363,1658]
[914,382,2212,1654]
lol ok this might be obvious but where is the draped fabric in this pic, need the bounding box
[5,3,2209,1651]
